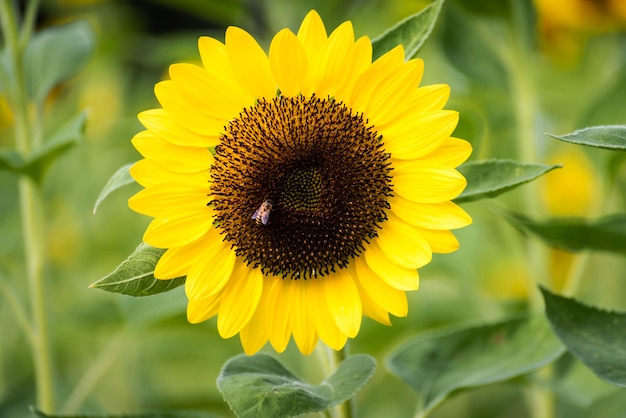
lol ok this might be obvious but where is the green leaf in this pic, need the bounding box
[0,148,24,172]
[90,243,185,297]
[387,316,564,416]
[549,125,626,151]
[441,3,507,87]
[505,212,626,254]
[371,0,444,60]
[217,353,376,418]
[0,112,86,181]
[32,408,220,418]
[541,287,626,388]
[455,159,561,203]
[25,20,95,103]
[93,163,136,214]
[23,111,87,182]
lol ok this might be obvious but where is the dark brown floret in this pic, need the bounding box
[210,95,392,279]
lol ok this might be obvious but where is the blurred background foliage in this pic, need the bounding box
[1,0,625,417]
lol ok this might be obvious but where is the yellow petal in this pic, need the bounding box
[225,26,276,99]
[154,236,211,279]
[169,63,248,120]
[364,240,420,291]
[416,228,460,254]
[130,159,210,188]
[383,110,458,160]
[217,260,263,338]
[323,270,362,338]
[392,160,467,203]
[308,278,347,350]
[375,84,451,134]
[138,109,219,148]
[129,182,210,217]
[416,137,473,168]
[375,212,432,269]
[290,280,318,355]
[390,195,472,230]
[297,10,328,96]
[265,276,293,353]
[132,130,214,173]
[270,29,307,97]
[198,36,255,107]
[348,45,405,115]
[143,207,213,248]
[185,229,236,300]
[315,21,356,98]
[333,35,373,102]
[153,81,229,137]
[239,283,270,355]
[360,59,425,127]
[354,257,408,317]
[187,291,222,324]
[350,262,391,325]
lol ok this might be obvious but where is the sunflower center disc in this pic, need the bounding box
[211,96,393,279]
[282,167,323,212]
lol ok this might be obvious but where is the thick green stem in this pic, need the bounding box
[499,6,553,418]
[20,176,55,413]
[316,343,353,418]
[1,0,54,412]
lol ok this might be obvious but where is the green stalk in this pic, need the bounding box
[1,0,54,412]
[316,343,353,418]
[496,4,552,418]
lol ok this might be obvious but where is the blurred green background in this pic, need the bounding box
[1,0,625,417]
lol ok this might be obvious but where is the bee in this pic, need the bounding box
[252,199,273,225]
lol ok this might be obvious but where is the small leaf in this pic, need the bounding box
[387,316,564,416]
[455,159,561,203]
[25,20,95,103]
[90,243,185,297]
[506,212,626,254]
[541,287,626,387]
[371,0,444,60]
[549,125,626,151]
[217,353,376,418]
[93,163,136,214]
[32,408,220,418]
[23,111,87,182]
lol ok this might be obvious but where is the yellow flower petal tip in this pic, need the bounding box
[129,10,471,355]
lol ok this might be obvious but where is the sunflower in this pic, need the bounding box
[128,10,472,355]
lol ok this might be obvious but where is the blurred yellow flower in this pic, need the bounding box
[128,10,472,355]
[541,147,599,216]
[535,0,626,61]
[542,147,600,291]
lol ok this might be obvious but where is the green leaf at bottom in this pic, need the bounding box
[90,243,185,297]
[541,287,626,388]
[32,408,220,418]
[386,316,564,415]
[217,353,376,418]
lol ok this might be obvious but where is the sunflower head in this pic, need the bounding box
[128,10,472,355]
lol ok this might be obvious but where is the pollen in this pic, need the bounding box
[210,96,393,279]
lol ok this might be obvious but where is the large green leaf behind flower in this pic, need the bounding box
[541,288,626,387]
[387,316,564,416]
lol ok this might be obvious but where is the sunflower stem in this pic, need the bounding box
[0,0,54,412]
[504,4,553,418]
[317,343,354,418]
